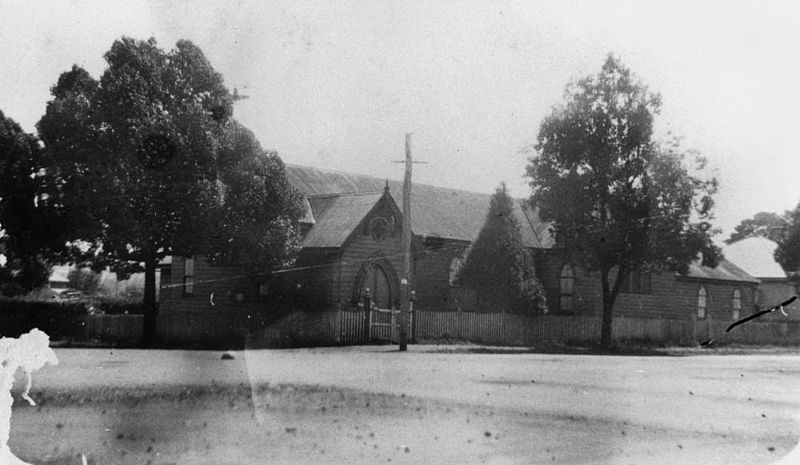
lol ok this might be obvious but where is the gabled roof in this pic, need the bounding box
[301,191,385,248]
[682,258,759,284]
[286,164,751,282]
[723,237,787,279]
[286,164,553,247]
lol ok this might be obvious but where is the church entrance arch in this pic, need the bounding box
[352,253,400,310]
[351,253,404,342]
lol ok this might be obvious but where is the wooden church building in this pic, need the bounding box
[157,163,762,346]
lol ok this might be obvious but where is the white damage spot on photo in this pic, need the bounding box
[0,329,58,465]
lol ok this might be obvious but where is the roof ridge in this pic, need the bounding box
[307,190,384,199]
[286,162,528,199]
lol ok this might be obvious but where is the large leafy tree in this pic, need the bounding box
[0,111,68,295]
[726,211,788,245]
[527,55,720,348]
[775,202,800,275]
[456,183,546,314]
[212,121,303,274]
[37,37,303,340]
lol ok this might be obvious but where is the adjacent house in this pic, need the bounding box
[724,237,799,318]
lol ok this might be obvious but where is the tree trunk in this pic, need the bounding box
[142,257,158,343]
[600,269,614,349]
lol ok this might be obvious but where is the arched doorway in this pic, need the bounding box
[364,264,394,309]
[351,254,402,342]
[352,255,400,310]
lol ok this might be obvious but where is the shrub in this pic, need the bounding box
[67,267,102,294]
[457,183,547,314]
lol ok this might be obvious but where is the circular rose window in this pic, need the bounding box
[370,217,389,242]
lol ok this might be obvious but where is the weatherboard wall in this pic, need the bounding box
[569,268,758,322]
[157,255,266,344]
[412,238,470,308]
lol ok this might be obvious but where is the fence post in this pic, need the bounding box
[409,290,416,343]
[391,307,397,343]
[362,288,372,342]
[335,302,342,343]
[457,305,462,340]
[500,309,505,345]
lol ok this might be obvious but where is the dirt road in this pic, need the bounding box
[9,346,800,464]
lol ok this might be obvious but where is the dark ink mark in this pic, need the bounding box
[725,295,797,333]
[701,295,797,346]
[700,337,716,347]
[726,296,797,332]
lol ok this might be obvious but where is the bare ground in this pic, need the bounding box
[6,346,800,465]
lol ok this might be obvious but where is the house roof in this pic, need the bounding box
[723,237,787,279]
[286,164,553,248]
[682,258,759,284]
[301,191,386,248]
[49,265,70,284]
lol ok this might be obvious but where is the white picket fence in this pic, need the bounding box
[183,306,800,348]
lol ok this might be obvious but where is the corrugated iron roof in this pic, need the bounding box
[301,192,385,248]
[287,164,752,282]
[286,164,552,247]
[682,258,759,284]
[723,237,787,279]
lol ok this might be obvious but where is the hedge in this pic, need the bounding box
[0,295,146,338]
[89,296,143,315]
[0,298,88,339]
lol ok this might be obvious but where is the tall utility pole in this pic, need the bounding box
[392,133,426,352]
[399,133,413,352]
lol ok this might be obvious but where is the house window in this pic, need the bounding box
[183,257,194,295]
[697,286,707,319]
[732,288,742,320]
[560,265,574,312]
[449,257,462,286]
[620,270,652,294]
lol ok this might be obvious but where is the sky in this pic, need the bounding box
[1,0,799,242]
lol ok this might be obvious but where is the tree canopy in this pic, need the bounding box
[0,111,68,295]
[726,211,788,245]
[775,203,800,275]
[67,267,101,295]
[37,37,303,339]
[526,55,720,347]
[456,183,546,314]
